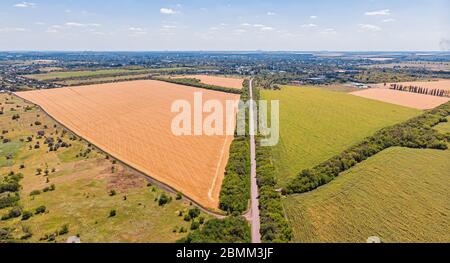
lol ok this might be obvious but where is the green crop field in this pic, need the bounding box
[25,67,191,81]
[0,94,208,243]
[261,86,421,186]
[283,147,450,243]
[435,117,450,134]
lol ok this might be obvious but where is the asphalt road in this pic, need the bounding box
[248,78,262,243]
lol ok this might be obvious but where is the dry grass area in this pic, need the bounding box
[173,75,244,89]
[351,88,449,109]
[0,93,206,243]
[16,80,240,210]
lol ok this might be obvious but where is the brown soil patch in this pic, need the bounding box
[16,80,240,209]
[173,75,244,89]
[351,88,449,110]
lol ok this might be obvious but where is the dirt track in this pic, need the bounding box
[16,80,240,210]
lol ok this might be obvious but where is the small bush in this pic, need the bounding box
[158,193,170,206]
[109,210,116,217]
[190,221,200,230]
[35,205,46,215]
[58,224,69,235]
[30,190,41,196]
[21,211,33,221]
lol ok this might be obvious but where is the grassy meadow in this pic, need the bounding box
[0,94,207,243]
[261,86,421,186]
[283,147,450,243]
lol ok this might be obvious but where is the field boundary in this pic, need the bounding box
[153,76,242,94]
[13,93,226,218]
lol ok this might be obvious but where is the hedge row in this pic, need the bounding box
[154,77,242,94]
[285,101,450,194]
[219,79,250,214]
[253,86,292,243]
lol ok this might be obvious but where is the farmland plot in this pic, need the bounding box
[173,75,244,89]
[16,80,240,210]
[351,88,449,110]
[283,147,450,243]
[261,86,420,186]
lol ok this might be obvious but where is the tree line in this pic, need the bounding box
[154,77,242,94]
[253,87,292,243]
[285,101,450,195]
[219,79,250,214]
[389,83,450,98]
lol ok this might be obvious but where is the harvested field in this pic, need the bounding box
[372,79,450,91]
[173,75,244,89]
[351,88,449,110]
[16,80,240,210]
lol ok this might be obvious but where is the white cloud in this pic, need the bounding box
[320,28,337,35]
[129,27,145,32]
[382,18,396,23]
[35,22,46,25]
[358,24,382,32]
[234,29,246,34]
[0,27,27,32]
[365,9,391,16]
[310,15,318,19]
[253,24,265,28]
[260,26,274,32]
[209,27,219,31]
[65,22,85,27]
[240,23,251,27]
[301,23,318,28]
[161,25,177,30]
[160,8,179,15]
[13,2,36,8]
[267,12,276,16]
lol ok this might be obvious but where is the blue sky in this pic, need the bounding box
[0,0,449,51]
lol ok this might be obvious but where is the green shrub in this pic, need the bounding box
[35,205,46,215]
[188,208,201,219]
[109,210,116,217]
[58,224,69,235]
[1,206,22,221]
[30,190,41,196]
[158,193,170,206]
[21,211,33,221]
[190,221,200,230]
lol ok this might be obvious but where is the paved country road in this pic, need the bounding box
[249,78,262,243]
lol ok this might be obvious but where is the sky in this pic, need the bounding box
[0,0,449,51]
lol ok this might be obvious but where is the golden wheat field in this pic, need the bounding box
[15,80,240,210]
